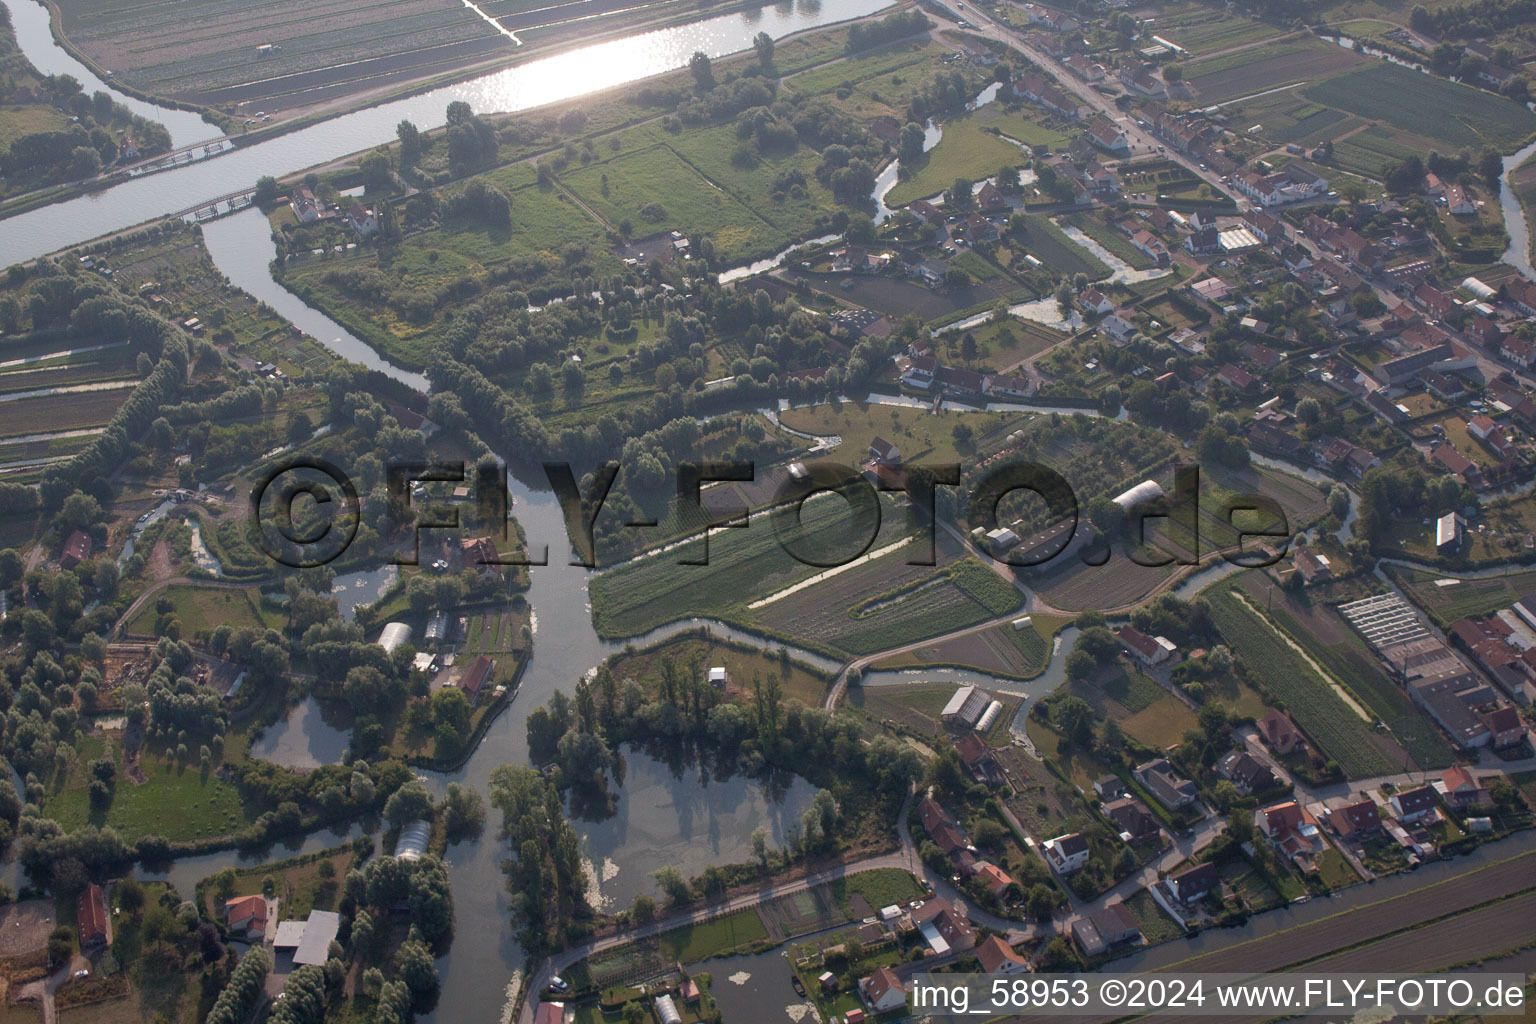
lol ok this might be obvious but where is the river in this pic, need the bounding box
[1,0,222,149]
[0,0,895,267]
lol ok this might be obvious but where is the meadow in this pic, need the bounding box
[886,118,1028,207]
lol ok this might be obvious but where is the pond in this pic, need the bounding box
[687,948,809,1024]
[577,746,818,912]
[246,696,353,772]
[331,564,400,621]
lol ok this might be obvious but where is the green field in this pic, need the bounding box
[50,752,249,842]
[1304,64,1536,151]
[1238,577,1456,771]
[886,118,1027,206]
[563,140,793,266]
[123,583,270,638]
[1012,215,1110,281]
[658,907,768,962]
[1208,587,1400,778]
[1391,566,1536,627]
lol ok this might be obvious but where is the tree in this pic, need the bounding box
[948,176,975,209]
[68,146,101,180]
[753,31,774,69]
[396,119,422,162]
[1163,63,1183,84]
[1479,148,1504,191]
[899,122,926,163]
[361,151,393,193]
[652,865,692,905]
[689,51,715,91]
[383,778,433,828]
[254,176,279,206]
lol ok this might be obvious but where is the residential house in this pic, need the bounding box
[1216,363,1258,392]
[867,115,901,146]
[966,212,999,243]
[1101,313,1138,343]
[1066,54,1105,82]
[955,731,997,781]
[1080,287,1112,315]
[1389,785,1439,824]
[1257,708,1304,755]
[1134,758,1198,811]
[909,199,946,228]
[60,528,92,570]
[1103,797,1161,843]
[976,934,1031,974]
[1130,229,1170,265]
[1414,282,1455,320]
[1086,119,1129,154]
[912,898,976,953]
[290,186,323,222]
[861,967,906,1013]
[869,436,901,464]
[1438,765,1487,809]
[1215,749,1279,794]
[1185,225,1220,255]
[973,862,1012,898]
[1422,173,1447,198]
[348,201,378,237]
[1118,625,1176,666]
[1504,276,1536,316]
[1256,800,1325,868]
[1445,185,1475,215]
[977,181,1007,211]
[1069,902,1142,958]
[1166,862,1218,904]
[225,895,268,940]
[1501,337,1534,369]
[1329,799,1381,840]
[1043,832,1091,874]
[1293,545,1333,585]
[1481,705,1526,748]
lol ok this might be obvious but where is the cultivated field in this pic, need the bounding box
[1305,64,1536,152]
[1232,574,1455,769]
[1208,585,1406,778]
[1392,565,1536,626]
[1186,40,1364,105]
[56,0,511,109]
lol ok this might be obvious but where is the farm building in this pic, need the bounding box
[941,685,992,728]
[60,529,92,570]
[395,819,431,862]
[377,622,412,653]
[78,884,110,950]
[1112,480,1165,510]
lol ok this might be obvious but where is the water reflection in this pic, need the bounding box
[0,0,894,265]
[577,744,816,910]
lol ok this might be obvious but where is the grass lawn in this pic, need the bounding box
[780,400,1018,466]
[1119,692,1199,749]
[831,868,926,911]
[122,583,268,638]
[50,751,249,842]
[932,316,1065,372]
[1313,847,1360,891]
[974,103,1070,149]
[197,846,355,921]
[602,633,832,708]
[657,908,768,962]
[886,118,1027,206]
[1123,888,1183,944]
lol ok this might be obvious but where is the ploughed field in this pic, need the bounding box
[52,0,693,110]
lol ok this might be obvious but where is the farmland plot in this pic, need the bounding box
[753,553,1011,656]
[1187,41,1365,105]
[57,0,509,108]
[1208,587,1404,778]
[1305,64,1536,151]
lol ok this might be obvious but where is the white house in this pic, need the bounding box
[1043,832,1091,874]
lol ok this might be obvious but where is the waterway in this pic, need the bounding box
[2,0,222,149]
[0,0,896,266]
